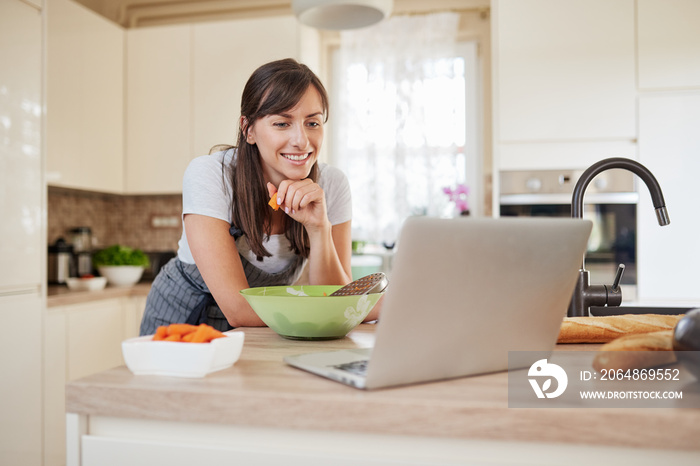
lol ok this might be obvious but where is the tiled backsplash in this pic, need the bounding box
[48,187,182,253]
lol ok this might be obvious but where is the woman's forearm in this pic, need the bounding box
[306,223,353,285]
[185,214,267,327]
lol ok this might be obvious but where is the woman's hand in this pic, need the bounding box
[267,179,353,286]
[267,180,330,234]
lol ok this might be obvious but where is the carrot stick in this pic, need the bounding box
[152,323,225,343]
[167,323,197,336]
[153,326,168,341]
[204,326,225,342]
[189,324,222,343]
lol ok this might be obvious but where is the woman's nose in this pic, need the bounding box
[290,124,309,147]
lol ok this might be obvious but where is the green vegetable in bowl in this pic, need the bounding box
[92,245,150,268]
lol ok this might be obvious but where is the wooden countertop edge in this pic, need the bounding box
[65,367,700,451]
[65,379,699,451]
[47,283,151,307]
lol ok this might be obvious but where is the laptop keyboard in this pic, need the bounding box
[333,359,369,376]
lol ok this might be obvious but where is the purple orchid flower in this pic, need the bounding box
[443,183,470,214]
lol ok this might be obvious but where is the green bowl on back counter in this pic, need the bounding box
[240,285,383,340]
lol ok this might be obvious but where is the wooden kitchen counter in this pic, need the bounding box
[47,282,151,307]
[65,325,700,465]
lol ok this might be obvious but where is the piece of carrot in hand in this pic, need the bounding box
[268,193,280,211]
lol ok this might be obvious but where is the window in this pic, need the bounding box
[329,17,482,245]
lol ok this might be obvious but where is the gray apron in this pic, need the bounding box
[139,225,305,335]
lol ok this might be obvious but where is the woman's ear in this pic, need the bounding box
[240,116,255,144]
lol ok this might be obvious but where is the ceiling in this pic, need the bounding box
[73,0,490,28]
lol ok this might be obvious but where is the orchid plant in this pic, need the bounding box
[442,183,470,215]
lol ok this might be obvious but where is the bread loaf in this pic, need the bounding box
[557,314,682,344]
[592,330,676,371]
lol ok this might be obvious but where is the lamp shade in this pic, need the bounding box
[292,0,393,30]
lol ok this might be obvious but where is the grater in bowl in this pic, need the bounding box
[329,273,389,296]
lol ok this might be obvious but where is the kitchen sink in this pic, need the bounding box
[589,306,696,316]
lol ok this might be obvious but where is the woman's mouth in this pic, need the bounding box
[282,152,311,162]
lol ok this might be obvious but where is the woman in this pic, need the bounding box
[140,58,378,335]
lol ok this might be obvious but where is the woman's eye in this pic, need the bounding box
[273,122,289,128]
[307,121,321,128]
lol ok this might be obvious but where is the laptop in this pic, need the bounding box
[284,216,592,390]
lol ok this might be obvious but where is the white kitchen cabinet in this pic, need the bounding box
[637,91,700,302]
[44,308,68,466]
[493,0,636,144]
[0,1,44,464]
[126,16,301,194]
[125,24,192,194]
[0,295,43,466]
[44,295,146,466]
[66,298,127,380]
[192,16,300,157]
[497,141,638,171]
[125,295,147,337]
[0,0,43,293]
[638,0,700,89]
[67,415,700,466]
[46,0,124,193]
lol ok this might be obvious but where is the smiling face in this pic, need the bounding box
[246,85,325,187]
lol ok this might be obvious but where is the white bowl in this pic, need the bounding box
[122,330,245,378]
[66,276,107,291]
[98,265,144,286]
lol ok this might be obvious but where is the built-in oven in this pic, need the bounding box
[499,169,638,297]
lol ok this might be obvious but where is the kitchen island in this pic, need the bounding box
[66,325,700,466]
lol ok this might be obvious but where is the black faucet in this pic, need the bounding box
[568,157,670,317]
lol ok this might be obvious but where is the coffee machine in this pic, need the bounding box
[48,238,73,284]
[70,226,93,277]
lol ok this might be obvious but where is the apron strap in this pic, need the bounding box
[229,223,244,239]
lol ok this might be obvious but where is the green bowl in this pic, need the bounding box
[240,285,383,340]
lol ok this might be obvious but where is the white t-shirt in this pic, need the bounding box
[177,149,352,274]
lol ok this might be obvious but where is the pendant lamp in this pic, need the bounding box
[292,0,393,30]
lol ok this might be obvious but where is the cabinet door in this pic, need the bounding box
[66,298,127,381]
[44,309,68,466]
[125,295,147,338]
[638,91,700,301]
[192,16,300,157]
[45,295,140,466]
[638,0,700,89]
[494,0,636,142]
[46,0,124,193]
[0,0,42,291]
[0,295,42,466]
[125,24,192,194]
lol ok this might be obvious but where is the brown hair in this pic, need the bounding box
[219,58,329,260]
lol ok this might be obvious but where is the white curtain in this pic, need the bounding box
[334,12,466,246]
